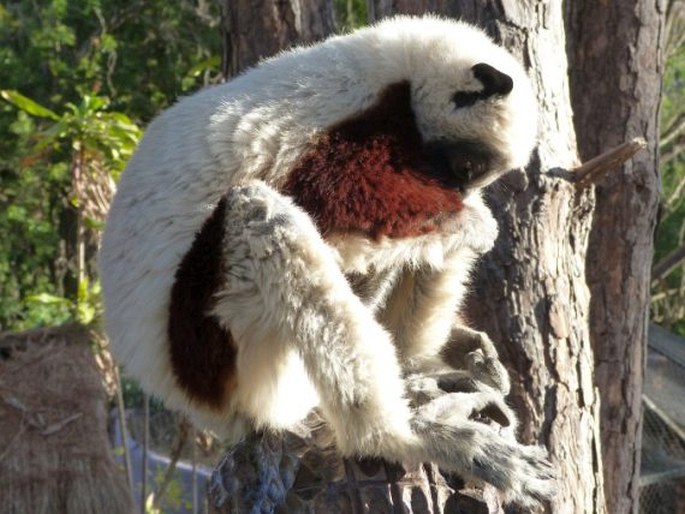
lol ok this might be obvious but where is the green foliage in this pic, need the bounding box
[1,88,141,329]
[653,41,685,334]
[2,90,142,174]
[661,44,685,129]
[1,91,59,120]
[0,0,220,330]
[334,0,367,32]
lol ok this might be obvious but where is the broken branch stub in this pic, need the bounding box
[571,137,648,189]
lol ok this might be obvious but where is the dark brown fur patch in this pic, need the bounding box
[168,198,237,408]
[282,81,464,239]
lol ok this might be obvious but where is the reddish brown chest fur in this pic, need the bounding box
[282,82,464,239]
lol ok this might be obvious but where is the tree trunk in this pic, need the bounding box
[220,0,335,80]
[566,2,664,512]
[372,0,609,511]
[209,413,503,514]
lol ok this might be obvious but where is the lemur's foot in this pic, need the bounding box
[410,393,555,509]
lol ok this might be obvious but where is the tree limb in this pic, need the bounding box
[652,241,685,282]
[571,137,648,189]
[661,135,685,166]
[661,112,685,148]
[665,0,685,57]
[113,366,134,495]
[665,173,685,210]
[650,287,684,302]
[152,415,191,509]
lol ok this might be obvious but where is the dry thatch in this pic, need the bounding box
[0,324,134,514]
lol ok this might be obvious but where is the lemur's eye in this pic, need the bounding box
[453,62,514,109]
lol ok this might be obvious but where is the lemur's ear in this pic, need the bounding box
[452,63,514,108]
[472,63,514,96]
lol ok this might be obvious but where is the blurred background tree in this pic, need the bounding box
[652,0,685,335]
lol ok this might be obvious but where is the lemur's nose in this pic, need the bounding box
[425,141,492,191]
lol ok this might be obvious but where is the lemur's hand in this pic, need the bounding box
[441,326,511,394]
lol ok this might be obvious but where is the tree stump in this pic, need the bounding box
[207,412,502,514]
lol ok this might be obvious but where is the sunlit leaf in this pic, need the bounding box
[25,293,72,306]
[185,55,221,78]
[1,90,60,120]
[84,216,105,231]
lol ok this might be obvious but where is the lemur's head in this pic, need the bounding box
[282,16,538,240]
[369,15,539,192]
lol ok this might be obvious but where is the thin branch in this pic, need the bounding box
[113,366,134,495]
[191,426,198,514]
[652,241,685,282]
[661,135,685,166]
[665,173,685,210]
[142,393,150,514]
[152,415,191,509]
[665,0,685,58]
[572,137,648,189]
[661,112,685,148]
[650,287,684,302]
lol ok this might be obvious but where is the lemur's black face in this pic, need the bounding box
[424,140,494,193]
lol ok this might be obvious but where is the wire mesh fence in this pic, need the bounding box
[640,325,685,513]
[640,399,685,513]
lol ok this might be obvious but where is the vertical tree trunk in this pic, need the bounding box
[221,0,334,80]
[370,1,607,512]
[566,3,664,512]
[445,2,605,513]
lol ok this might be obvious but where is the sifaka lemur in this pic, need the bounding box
[100,15,554,507]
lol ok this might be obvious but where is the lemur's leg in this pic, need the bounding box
[380,261,510,394]
[347,268,402,313]
[213,182,553,508]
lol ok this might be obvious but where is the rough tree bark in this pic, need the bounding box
[566,3,664,513]
[220,0,334,79]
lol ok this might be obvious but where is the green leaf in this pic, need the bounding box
[84,216,105,231]
[185,55,221,78]
[77,301,95,324]
[1,90,59,120]
[25,293,72,306]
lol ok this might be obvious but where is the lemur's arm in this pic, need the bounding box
[214,181,553,507]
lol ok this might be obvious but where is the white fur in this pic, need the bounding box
[100,16,551,506]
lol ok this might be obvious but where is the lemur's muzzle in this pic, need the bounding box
[425,140,493,192]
